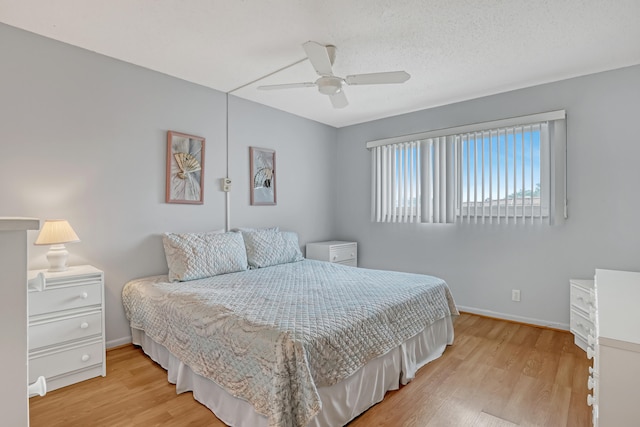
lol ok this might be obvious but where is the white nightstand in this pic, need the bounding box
[569,278,595,352]
[27,265,106,392]
[306,241,357,267]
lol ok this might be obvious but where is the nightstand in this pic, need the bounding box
[27,265,106,392]
[306,241,357,267]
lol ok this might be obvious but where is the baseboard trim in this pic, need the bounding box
[457,305,569,331]
[106,336,132,350]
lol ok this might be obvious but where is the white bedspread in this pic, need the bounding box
[122,259,457,427]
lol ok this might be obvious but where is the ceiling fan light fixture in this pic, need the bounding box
[316,76,342,95]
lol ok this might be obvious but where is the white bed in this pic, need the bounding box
[122,229,457,427]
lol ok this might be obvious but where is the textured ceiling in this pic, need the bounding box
[1,0,639,128]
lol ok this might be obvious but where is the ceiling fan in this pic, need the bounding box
[257,41,410,109]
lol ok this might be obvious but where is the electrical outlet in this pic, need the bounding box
[512,289,521,302]
[221,178,232,192]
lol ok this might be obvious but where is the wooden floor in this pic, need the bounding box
[30,313,592,426]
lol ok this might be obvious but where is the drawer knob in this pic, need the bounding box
[81,292,89,299]
[332,255,337,260]
[80,322,89,329]
[81,354,90,362]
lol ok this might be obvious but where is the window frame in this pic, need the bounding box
[367,110,566,225]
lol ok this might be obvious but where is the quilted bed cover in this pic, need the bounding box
[122,259,458,427]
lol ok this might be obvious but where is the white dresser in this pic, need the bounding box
[306,241,357,267]
[569,279,595,351]
[586,269,640,427]
[28,265,106,392]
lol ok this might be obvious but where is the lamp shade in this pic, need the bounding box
[34,220,80,245]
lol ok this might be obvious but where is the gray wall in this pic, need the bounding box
[0,23,337,345]
[335,65,640,328]
[3,21,639,343]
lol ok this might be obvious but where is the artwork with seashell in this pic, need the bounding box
[166,131,205,204]
[250,146,276,206]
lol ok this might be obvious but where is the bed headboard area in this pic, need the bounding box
[162,228,304,282]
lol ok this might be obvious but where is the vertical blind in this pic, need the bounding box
[371,141,420,223]
[422,137,456,223]
[367,110,565,226]
[370,137,455,224]
[457,122,549,223]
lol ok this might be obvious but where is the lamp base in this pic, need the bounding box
[46,244,69,272]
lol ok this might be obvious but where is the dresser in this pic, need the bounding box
[306,241,357,267]
[586,269,640,426]
[28,265,106,392]
[569,278,595,352]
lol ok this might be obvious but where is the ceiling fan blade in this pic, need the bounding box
[329,90,348,109]
[345,71,411,85]
[257,82,316,90]
[303,41,334,76]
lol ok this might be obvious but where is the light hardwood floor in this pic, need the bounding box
[29,313,592,426]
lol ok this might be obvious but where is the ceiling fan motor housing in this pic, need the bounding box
[316,76,343,95]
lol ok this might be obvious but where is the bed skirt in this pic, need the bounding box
[131,314,454,427]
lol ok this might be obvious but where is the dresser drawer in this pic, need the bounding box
[570,307,593,341]
[330,244,357,263]
[29,283,101,316]
[29,341,103,383]
[30,311,102,350]
[570,283,594,314]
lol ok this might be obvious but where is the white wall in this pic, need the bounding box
[334,65,640,328]
[0,23,337,345]
[228,96,337,234]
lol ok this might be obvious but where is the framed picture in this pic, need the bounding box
[250,147,276,205]
[166,131,205,204]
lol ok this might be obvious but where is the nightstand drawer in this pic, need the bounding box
[336,259,357,267]
[29,283,101,316]
[306,241,358,267]
[30,311,102,350]
[330,245,357,263]
[29,341,103,384]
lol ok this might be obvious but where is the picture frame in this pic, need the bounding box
[250,147,276,205]
[166,131,205,204]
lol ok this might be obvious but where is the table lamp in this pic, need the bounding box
[34,219,80,272]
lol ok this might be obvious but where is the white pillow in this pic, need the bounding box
[241,228,303,268]
[162,231,248,282]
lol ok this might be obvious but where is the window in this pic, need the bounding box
[367,111,566,225]
[458,123,548,223]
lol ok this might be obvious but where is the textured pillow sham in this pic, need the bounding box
[241,228,303,268]
[162,231,248,282]
[281,230,304,260]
